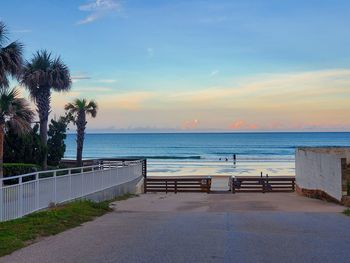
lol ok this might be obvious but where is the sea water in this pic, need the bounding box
[64,132,350,177]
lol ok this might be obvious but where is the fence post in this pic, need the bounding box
[35,173,39,211]
[54,171,57,204]
[0,183,3,221]
[68,169,72,199]
[207,177,211,194]
[19,176,23,217]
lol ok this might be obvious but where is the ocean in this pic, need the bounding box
[64,132,350,177]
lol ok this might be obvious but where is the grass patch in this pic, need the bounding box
[0,193,136,257]
[343,208,350,216]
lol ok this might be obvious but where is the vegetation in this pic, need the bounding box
[0,22,23,88]
[0,88,34,178]
[65,99,98,167]
[21,50,72,169]
[4,118,68,168]
[343,209,350,216]
[47,116,71,166]
[0,194,136,257]
[2,163,40,176]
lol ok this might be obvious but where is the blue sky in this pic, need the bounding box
[1,0,350,132]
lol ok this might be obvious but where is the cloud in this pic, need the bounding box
[77,0,122,25]
[229,119,257,130]
[71,72,91,83]
[51,68,350,131]
[181,119,199,130]
[97,79,118,83]
[74,86,113,92]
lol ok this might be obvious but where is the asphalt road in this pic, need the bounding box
[1,193,349,263]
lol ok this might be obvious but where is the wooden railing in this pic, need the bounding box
[231,176,295,193]
[144,177,212,194]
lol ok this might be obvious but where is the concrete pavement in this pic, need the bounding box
[1,193,349,263]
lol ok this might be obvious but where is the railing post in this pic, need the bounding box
[81,168,84,196]
[292,178,295,192]
[54,171,57,204]
[0,182,3,221]
[175,180,177,194]
[68,169,72,199]
[19,176,23,217]
[231,176,235,194]
[142,159,147,178]
[144,177,147,193]
[35,173,39,211]
[207,177,211,194]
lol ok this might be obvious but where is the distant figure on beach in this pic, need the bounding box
[233,154,236,161]
[225,158,228,161]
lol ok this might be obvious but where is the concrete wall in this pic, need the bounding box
[296,147,350,201]
[80,176,143,203]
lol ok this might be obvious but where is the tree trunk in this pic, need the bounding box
[37,87,51,170]
[40,118,48,170]
[76,111,86,167]
[0,124,4,179]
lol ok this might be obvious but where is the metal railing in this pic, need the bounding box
[0,160,144,222]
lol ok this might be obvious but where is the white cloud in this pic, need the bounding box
[77,0,122,25]
[71,73,91,83]
[98,79,118,83]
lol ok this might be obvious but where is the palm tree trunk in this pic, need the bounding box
[40,119,48,170]
[0,124,4,179]
[76,112,86,167]
[37,87,51,170]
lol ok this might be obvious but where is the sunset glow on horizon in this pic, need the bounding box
[2,0,350,132]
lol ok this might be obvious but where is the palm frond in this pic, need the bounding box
[0,87,34,134]
[21,50,71,100]
[0,21,9,45]
[0,22,24,88]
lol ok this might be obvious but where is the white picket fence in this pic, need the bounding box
[0,161,143,222]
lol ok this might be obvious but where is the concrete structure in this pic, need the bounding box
[295,147,350,204]
[82,176,143,203]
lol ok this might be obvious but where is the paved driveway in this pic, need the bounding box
[1,193,349,263]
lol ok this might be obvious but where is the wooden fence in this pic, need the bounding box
[144,177,212,193]
[231,176,295,193]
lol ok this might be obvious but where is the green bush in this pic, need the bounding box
[2,163,40,177]
[1,163,40,184]
[348,181,350,196]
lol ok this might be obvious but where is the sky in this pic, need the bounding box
[1,0,350,132]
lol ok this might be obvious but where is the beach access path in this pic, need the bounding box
[1,193,349,263]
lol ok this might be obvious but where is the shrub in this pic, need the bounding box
[2,163,40,177]
[1,163,40,184]
[348,181,350,196]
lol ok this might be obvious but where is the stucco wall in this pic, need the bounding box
[295,148,349,201]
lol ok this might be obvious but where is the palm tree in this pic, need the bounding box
[0,21,24,88]
[0,88,34,178]
[21,50,71,169]
[65,99,98,167]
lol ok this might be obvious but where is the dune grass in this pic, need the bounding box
[0,193,136,257]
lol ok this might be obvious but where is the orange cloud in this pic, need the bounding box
[181,119,199,130]
[229,119,258,130]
